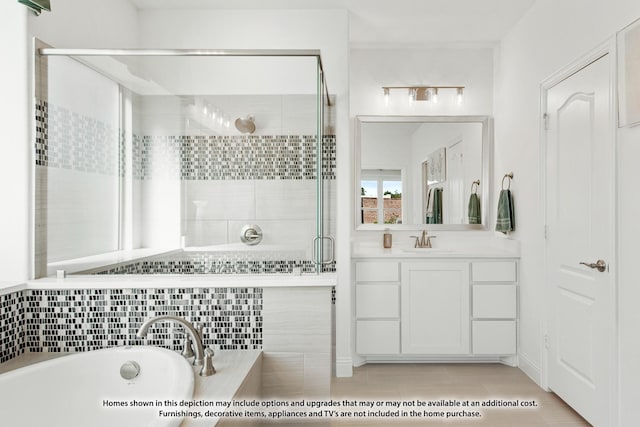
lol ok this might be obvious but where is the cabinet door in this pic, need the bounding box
[401,262,470,354]
[356,320,400,354]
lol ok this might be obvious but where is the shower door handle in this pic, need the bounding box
[313,236,335,265]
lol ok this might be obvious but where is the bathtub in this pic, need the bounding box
[0,346,194,427]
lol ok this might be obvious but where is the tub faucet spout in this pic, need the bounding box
[137,315,210,375]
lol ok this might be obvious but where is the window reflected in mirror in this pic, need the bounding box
[360,170,402,224]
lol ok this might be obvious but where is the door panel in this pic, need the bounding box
[545,53,612,426]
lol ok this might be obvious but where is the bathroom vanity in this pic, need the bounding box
[353,248,519,366]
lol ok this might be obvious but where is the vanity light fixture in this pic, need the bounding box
[382,85,464,104]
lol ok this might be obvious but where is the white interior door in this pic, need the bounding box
[544,53,614,426]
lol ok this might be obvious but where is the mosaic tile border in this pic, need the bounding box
[24,287,263,354]
[134,134,336,181]
[0,292,25,363]
[35,100,120,176]
[91,253,336,276]
[36,99,336,181]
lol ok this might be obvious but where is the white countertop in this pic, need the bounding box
[46,248,181,276]
[182,350,262,427]
[352,245,519,259]
[0,274,336,296]
[25,273,337,290]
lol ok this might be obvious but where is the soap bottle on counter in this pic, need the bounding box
[383,228,392,248]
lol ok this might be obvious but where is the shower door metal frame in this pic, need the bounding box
[35,46,332,276]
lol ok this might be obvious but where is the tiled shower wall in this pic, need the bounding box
[1,287,262,363]
[36,96,337,271]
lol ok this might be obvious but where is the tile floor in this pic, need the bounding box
[328,363,591,426]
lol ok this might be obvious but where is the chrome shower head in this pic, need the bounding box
[235,115,256,134]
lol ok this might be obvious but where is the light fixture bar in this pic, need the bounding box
[382,86,465,89]
[382,85,464,103]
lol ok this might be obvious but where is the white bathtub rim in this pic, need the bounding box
[0,345,195,427]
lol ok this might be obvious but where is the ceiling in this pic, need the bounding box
[128,0,536,47]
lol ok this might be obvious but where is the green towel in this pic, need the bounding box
[426,188,443,224]
[468,193,481,224]
[495,189,515,233]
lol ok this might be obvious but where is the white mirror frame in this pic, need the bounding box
[354,115,493,231]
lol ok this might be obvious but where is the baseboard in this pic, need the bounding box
[335,356,353,377]
[518,351,544,389]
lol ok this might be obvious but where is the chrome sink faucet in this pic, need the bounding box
[410,229,436,248]
[137,315,215,376]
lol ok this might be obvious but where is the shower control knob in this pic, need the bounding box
[240,224,263,246]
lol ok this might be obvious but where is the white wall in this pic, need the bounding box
[45,56,121,262]
[494,1,640,424]
[350,47,494,238]
[350,47,494,117]
[27,0,138,49]
[1,0,138,282]
[0,2,29,283]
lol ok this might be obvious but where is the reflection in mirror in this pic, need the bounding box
[356,116,491,230]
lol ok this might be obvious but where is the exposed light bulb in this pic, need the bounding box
[457,88,464,105]
[408,88,416,105]
[383,88,390,107]
[432,88,438,104]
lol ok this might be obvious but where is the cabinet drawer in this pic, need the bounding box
[355,261,399,282]
[471,261,517,282]
[356,320,400,354]
[473,285,517,318]
[472,320,516,355]
[356,284,399,318]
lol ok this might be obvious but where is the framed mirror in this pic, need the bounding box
[355,115,492,230]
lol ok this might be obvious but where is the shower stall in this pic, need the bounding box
[33,44,334,278]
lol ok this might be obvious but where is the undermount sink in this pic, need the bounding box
[401,247,454,253]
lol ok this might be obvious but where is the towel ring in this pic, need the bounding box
[470,180,480,194]
[502,172,514,190]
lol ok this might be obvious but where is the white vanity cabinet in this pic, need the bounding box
[471,261,518,355]
[354,256,518,363]
[354,261,401,355]
[401,262,470,354]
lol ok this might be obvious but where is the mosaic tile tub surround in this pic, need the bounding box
[0,287,262,363]
[0,292,25,363]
